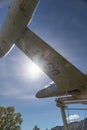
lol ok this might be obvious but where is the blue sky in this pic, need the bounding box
[0,0,87,130]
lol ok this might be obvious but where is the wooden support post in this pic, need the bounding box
[56,98,69,130]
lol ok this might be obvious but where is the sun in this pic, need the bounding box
[22,58,43,80]
[27,62,42,79]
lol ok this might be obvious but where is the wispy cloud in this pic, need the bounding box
[67,114,80,122]
[0,82,35,99]
[0,47,51,106]
[0,49,46,80]
[18,95,36,100]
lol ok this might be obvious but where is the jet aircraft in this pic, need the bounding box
[0,0,87,103]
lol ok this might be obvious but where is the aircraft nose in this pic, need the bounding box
[36,88,48,98]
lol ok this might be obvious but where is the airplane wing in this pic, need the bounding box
[16,27,87,96]
[0,0,39,57]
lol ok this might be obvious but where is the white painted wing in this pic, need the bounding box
[0,0,39,57]
[16,27,87,95]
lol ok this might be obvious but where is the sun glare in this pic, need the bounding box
[22,59,43,80]
[28,62,42,79]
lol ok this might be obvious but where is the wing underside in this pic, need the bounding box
[16,27,87,96]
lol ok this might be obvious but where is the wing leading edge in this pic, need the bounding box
[16,27,87,96]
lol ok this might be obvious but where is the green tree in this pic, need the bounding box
[0,106,23,130]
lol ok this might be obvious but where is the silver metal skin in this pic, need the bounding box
[0,0,39,57]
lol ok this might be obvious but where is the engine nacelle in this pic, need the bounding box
[36,82,63,98]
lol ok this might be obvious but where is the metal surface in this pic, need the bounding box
[0,0,39,57]
[16,27,87,100]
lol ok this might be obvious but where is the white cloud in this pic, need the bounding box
[67,114,80,122]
